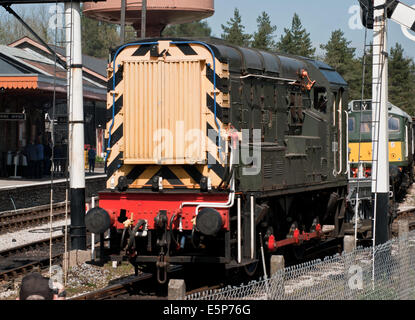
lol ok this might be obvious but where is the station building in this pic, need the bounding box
[0,36,107,177]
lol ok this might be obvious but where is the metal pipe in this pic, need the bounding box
[337,94,343,175]
[181,133,235,213]
[237,196,241,264]
[91,197,95,261]
[141,0,147,38]
[240,74,296,83]
[120,0,126,44]
[250,195,254,259]
[345,110,350,176]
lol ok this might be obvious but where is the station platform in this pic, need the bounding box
[0,167,105,190]
[0,169,106,212]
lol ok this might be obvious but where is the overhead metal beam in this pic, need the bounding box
[141,0,146,38]
[120,0,126,44]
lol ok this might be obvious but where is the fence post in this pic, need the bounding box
[344,235,356,254]
[270,255,285,299]
[343,235,356,300]
[398,219,409,300]
[168,279,186,300]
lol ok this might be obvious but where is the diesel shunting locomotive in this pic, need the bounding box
[85,38,369,282]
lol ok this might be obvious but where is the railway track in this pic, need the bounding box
[69,273,154,300]
[0,235,65,259]
[0,253,63,282]
[0,202,69,234]
[0,235,67,282]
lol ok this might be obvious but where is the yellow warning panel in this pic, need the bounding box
[348,141,403,163]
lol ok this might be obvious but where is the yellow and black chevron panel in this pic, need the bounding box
[105,40,230,190]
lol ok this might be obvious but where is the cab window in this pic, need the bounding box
[360,114,371,133]
[388,117,400,132]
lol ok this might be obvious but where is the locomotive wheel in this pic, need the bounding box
[243,260,258,277]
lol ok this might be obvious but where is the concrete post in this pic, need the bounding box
[343,235,356,254]
[371,0,389,246]
[398,219,409,300]
[65,1,86,251]
[270,255,285,276]
[270,255,285,299]
[168,279,186,300]
[343,235,356,300]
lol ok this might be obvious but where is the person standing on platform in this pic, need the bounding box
[24,140,36,179]
[88,146,96,173]
[43,137,52,176]
[35,136,44,179]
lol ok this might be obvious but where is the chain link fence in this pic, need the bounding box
[187,225,415,300]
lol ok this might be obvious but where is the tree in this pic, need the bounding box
[162,20,211,37]
[221,8,251,47]
[81,13,120,58]
[251,12,277,51]
[0,6,53,45]
[320,29,362,100]
[388,43,415,115]
[276,13,315,58]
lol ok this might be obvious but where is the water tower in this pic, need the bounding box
[83,0,215,37]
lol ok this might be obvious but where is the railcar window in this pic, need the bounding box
[360,114,371,133]
[388,117,400,132]
[348,117,355,132]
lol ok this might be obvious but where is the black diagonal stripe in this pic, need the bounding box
[207,122,218,145]
[110,124,123,148]
[176,43,197,55]
[107,66,123,92]
[132,44,151,56]
[206,64,228,94]
[126,165,147,183]
[208,153,225,178]
[207,93,229,123]
[144,167,185,186]
[412,21,415,32]
[106,94,123,122]
[387,1,399,18]
[182,165,204,184]
[106,152,123,178]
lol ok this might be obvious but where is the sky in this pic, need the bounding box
[2,0,415,60]
[204,0,415,59]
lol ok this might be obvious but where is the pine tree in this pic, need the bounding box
[388,43,415,115]
[162,20,211,37]
[251,12,277,51]
[320,30,362,100]
[221,8,251,47]
[276,13,315,58]
[81,13,120,58]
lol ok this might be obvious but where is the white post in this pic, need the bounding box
[371,0,389,246]
[65,2,86,250]
[91,197,95,261]
[237,196,241,263]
